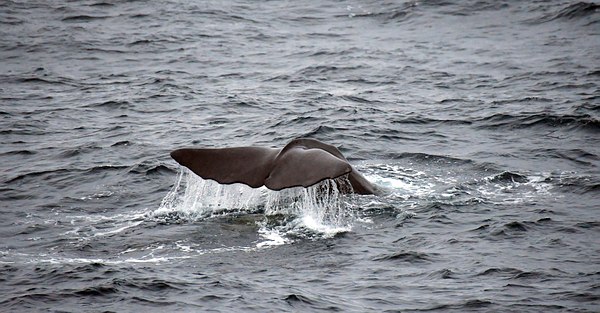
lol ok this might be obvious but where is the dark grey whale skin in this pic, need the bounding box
[170,138,379,195]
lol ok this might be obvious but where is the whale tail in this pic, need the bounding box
[170,138,353,191]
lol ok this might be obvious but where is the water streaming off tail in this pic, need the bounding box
[156,168,265,218]
[260,177,356,243]
[155,168,356,241]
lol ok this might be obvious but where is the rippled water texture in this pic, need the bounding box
[1,0,599,312]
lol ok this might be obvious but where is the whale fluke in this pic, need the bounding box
[170,138,378,195]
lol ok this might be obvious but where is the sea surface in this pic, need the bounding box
[1,0,599,312]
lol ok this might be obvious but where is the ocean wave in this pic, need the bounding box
[511,270,555,280]
[387,152,474,165]
[15,76,76,86]
[392,116,472,126]
[61,15,112,22]
[110,140,131,147]
[472,218,564,240]
[528,2,599,24]
[552,173,600,194]
[486,171,529,184]
[372,250,434,263]
[0,15,24,25]
[574,221,600,229]
[5,165,128,184]
[88,2,114,7]
[475,112,599,132]
[426,268,455,279]
[284,293,315,305]
[300,125,343,137]
[56,145,102,158]
[128,163,176,176]
[419,299,495,312]
[294,64,366,77]
[547,148,600,166]
[0,275,188,310]
[475,267,523,277]
[343,4,414,23]
[1,149,37,156]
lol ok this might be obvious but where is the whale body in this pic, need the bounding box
[170,138,378,195]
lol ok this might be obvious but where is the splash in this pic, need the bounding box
[155,168,264,218]
[155,167,356,243]
[258,178,356,244]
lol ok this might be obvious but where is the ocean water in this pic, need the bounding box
[1,0,599,312]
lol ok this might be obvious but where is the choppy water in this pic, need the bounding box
[1,0,599,312]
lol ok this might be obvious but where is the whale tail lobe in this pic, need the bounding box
[170,140,353,191]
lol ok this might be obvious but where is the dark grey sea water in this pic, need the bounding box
[1,0,599,312]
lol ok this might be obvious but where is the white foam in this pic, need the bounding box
[365,172,435,198]
[300,215,351,237]
[61,210,148,238]
[24,244,259,265]
[257,229,289,248]
[476,172,555,204]
[92,220,143,237]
